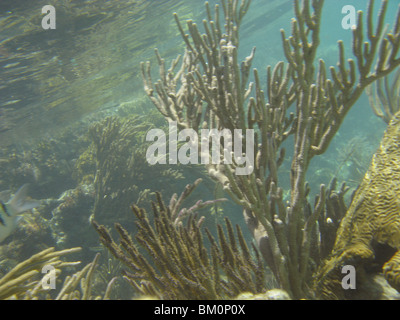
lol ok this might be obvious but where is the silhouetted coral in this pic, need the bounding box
[92,180,268,299]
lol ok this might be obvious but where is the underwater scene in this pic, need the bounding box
[0,0,399,302]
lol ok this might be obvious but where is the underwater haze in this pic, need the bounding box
[0,0,400,301]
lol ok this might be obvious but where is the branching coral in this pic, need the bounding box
[140,0,400,298]
[92,179,269,299]
[55,252,117,300]
[0,247,117,300]
[366,66,400,124]
[0,247,81,299]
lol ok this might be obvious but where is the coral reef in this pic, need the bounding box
[87,115,186,227]
[48,184,96,251]
[0,110,208,274]
[141,0,400,299]
[92,179,269,299]
[0,210,53,261]
[0,247,81,299]
[54,252,117,300]
[0,246,117,300]
[314,110,400,300]
[367,67,400,124]
[1,0,399,301]
[0,130,84,198]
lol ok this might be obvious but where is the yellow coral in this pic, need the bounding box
[314,111,400,299]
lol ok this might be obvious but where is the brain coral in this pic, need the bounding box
[314,111,400,300]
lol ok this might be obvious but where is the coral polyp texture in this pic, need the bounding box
[314,111,400,300]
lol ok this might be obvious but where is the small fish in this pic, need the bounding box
[0,184,41,243]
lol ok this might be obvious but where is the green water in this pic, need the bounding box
[0,0,398,300]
